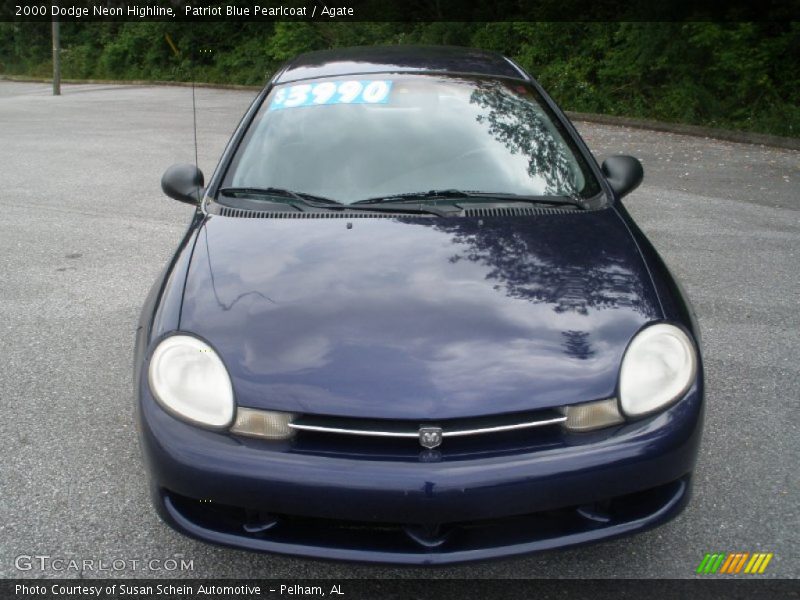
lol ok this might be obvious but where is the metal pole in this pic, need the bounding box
[52,18,60,96]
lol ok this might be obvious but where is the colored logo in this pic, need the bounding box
[696,552,773,574]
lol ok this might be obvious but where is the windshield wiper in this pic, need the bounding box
[218,187,343,206]
[338,203,457,217]
[219,186,451,217]
[353,189,585,209]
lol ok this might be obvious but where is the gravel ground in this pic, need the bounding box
[0,82,797,579]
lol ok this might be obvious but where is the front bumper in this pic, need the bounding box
[137,382,703,564]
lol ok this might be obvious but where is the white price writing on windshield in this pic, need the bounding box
[269,80,393,110]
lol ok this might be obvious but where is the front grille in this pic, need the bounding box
[288,427,564,462]
[283,409,567,461]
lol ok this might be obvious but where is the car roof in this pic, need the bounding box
[273,45,528,84]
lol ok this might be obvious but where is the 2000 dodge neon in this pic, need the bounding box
[134,46,704,564]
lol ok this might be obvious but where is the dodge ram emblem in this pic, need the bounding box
[419,426,443,449]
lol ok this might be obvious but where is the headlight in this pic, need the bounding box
[148,335,235,428]
[619,323,697,417]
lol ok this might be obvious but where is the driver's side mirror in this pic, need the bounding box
[161,163,204,204]
[602,155,644,199]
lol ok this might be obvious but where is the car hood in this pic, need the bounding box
[180,209,662,419]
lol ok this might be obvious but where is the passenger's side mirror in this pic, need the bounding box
[602,155,644,199]
[161,163,204,204]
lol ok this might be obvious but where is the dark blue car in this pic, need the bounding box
[135,46,703,564]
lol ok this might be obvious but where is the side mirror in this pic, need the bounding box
[602,155,643,199]
[161,163,204,204]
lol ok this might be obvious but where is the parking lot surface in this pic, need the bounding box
[0,82,797,578]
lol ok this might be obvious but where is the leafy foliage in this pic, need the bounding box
[0,21,796,136]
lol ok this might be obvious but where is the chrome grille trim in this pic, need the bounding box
[288,413,566,439]
[288,424,420,438]
[442,416,566,436]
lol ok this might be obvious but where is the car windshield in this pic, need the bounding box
[222,74,602,205]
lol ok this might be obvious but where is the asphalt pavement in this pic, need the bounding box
[0,82,797,579]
